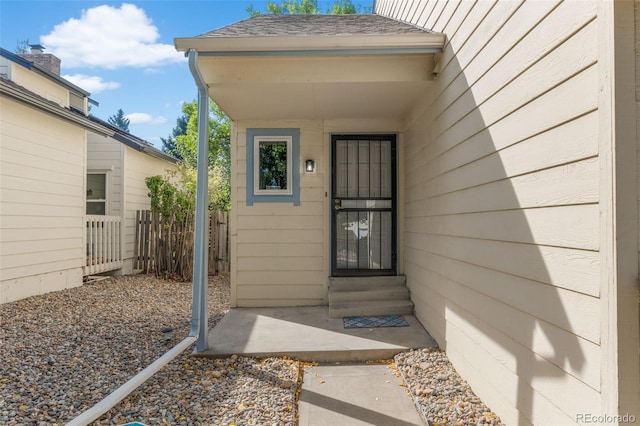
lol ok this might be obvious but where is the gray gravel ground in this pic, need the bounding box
[1,274,500,426]
[394,349,502,426]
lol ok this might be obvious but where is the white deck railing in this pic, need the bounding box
[84,215,123,276]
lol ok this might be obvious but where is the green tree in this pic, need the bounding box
[161,111,189,160]
[267,0,319,14]
[328,0,364,14]
[145,173,194,221]
[169,100,231,211]
[247,0,369,14]
[258,142,288,190]
[15,38,30,54]
[245,5,261,17]
[107,109,130,132]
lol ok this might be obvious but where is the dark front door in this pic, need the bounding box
[331,134,397,276]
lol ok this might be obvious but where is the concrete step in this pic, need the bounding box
[328,286,410,304]
[328,276,412,318]
[329,299,414,319]
[329,275,406,292]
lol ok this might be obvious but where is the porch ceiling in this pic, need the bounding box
[175,14,445,121]
[195,53,437,120]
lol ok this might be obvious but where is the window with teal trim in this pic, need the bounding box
[246,128,300,205]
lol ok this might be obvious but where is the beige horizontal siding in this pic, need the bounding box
[2,247,81,270]
[236,242,324,258]
[444,319,598,426]
[87,133,123,217]
[0,226,80,242]
[405,203,598,249]
[236,256,323,271]
[121,148,176,270]
[232,122,327,307]
[1,200,84,217]
[11,65,69,108]
[405,112,599,199]
[409,158,599,216]
[418,64,598,173]
[238,229,323,244]
[236,215,324,229]
[404,233,600,297]
[237,271,325,286]
[2,120,86,165]
[404,248,600,345]
[0,98,85,301]
[377,0,602,424]
[0,268,82,306]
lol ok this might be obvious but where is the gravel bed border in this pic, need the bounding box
[1,274,500,425]
[394,349,502,426]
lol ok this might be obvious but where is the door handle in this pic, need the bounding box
[334,199,344,211]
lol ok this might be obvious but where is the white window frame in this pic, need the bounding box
[86,171,108,215]
[253,135,293,196]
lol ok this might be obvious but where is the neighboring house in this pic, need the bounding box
[0,46,112,303]
[175,2,639,425]
[86,116,178,276]
[0,46,177,303]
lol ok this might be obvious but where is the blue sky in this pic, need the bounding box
[1,0,373,149]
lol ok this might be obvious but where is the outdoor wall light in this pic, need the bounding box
[305,159,315,173]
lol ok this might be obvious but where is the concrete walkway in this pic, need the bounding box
[299,363,425,426]
[197,306,436,362]
[197,307,435,425]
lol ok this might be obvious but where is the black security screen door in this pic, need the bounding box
[331,134,397,276]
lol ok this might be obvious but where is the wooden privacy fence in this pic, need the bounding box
[134,210,229,279]
[209,210,230,275]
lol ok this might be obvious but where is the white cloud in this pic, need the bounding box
[41,3,184,69]
[143,68,163,74]
[126,112,167,125]
[63,74,120,93]
[165,100,186,108]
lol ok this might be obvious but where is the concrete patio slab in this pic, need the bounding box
[196,306,437,362]
[298,363,425,426]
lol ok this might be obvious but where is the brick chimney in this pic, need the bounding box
[20,44,61,75]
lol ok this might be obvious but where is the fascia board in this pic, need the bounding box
[113,132,178,164]
[175,33,445,53]
[140,146,179,164]
[0,48,33,69]
[88,114,178,163]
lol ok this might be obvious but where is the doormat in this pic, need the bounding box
[343,315,409,329]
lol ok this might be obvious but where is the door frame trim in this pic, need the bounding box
[330,133,398,277]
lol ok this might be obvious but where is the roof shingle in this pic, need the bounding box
[198,14,434,38]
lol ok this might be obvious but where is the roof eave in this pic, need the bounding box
[88,115,179,164]
[114,132,178,163]
[174,33,445,54]
[141,146,179,164]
